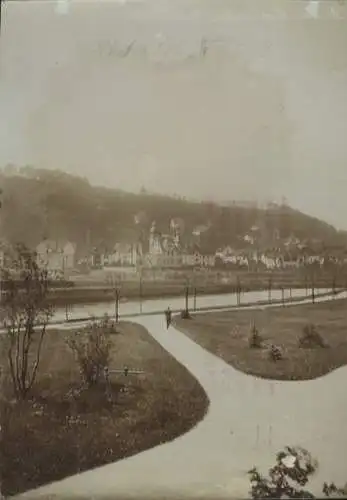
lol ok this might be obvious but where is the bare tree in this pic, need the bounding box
[0,244,53,400]
[66,315,114,388]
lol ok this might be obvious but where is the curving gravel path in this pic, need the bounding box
[17,292,347,499]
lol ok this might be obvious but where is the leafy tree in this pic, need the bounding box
[249,446,347,499]
[0,244,53,399]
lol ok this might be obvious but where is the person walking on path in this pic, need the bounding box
[165,306,172,329]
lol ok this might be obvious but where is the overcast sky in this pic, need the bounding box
[1,0,347,228]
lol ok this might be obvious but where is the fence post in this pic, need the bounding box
[311,282,315,304]
[185,283,189,314]
[139,273,143,313]
[281,287,285,307]
[115,288,120,322]
[193,287,197,311]
[268,277,272,304]
[65,302,69,321]
[236,276,241,306]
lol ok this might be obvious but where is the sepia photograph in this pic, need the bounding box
[0,0,347,498]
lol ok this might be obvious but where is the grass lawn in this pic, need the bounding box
[0,321,208,497]
[174,298,347,382]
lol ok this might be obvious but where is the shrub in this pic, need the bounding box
[98,313,118,334]
[249,446,317,498]
[323,482,347,497]
[268,344,283,362]
[248,446,347,499]
[66,318,112,387]
[249,322,263,349]
[299,324,327,349]
[180,309,192,320]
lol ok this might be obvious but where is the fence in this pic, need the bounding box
[55,279,346,327]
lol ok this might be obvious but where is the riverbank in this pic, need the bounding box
[174,297,347,381]
[40,289,340,328]
[0,321,208,497]
[49,273,339,307]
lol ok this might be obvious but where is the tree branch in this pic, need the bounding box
[27,322,47,393]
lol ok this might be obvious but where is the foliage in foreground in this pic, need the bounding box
[249,446,347,499]
[249,322,263,349]
[0,244,54,400]
[66,315,116,387]
[299,323,327,349]
[268,343,283,362]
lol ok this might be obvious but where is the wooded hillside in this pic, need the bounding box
[0,166,342,256]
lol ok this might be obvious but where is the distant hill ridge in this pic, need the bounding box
[0,166,344,256]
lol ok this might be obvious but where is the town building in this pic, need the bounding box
[144,253,182,268]
[36,240,76,273]
[111,242,142,267]
[192,252,216,268]
[0,241,7,268]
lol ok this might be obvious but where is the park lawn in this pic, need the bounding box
[0,321,208,497]
[174,297,347,382]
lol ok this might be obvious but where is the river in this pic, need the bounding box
[56,287,332,323]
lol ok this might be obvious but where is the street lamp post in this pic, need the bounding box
[268,277,272,304]
[111,274,120,323]
[311,275,315,304]
[139,270,143,314]
[65,303,69,322]
[191,267,197,312]
[184,278,189,315]
[236,276,241,306]
[115,287,120,323]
